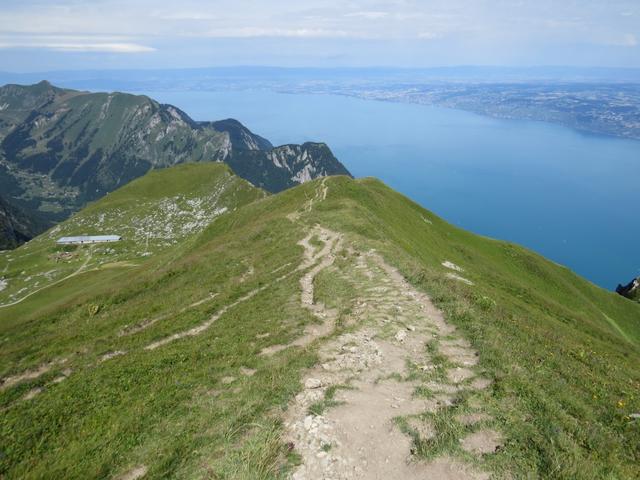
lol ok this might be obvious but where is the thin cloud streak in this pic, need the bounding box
[0,40,155,53]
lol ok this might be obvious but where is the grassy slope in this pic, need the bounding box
[0,171,638,479]
[0,162,264,309]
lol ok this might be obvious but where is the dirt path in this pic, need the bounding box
[145,226,339,352]
[2,224,339,394]
[284,245,500,479]
[0,246,94,309]
[260,226,342,356]
[288,177,329,222]
[305,177,328,213]
[120,293,219,336]
[1,361,58,391]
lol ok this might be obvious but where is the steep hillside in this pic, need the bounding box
[0,167,638,479]
[0,194,46,249]
[0,81,349,234]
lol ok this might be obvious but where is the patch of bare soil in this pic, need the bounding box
[447,367,476,384]
[0,359,65,391]
[442,261,464,272]
[446,272,474,286]
[99,351,126,363]
[407,417,436,440]
[456,412,492,426]
[239,367,257,376]
[22,387,43,401]
[460,430,504,454]
[114,465,148,480]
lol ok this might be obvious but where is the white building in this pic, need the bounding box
[56,235,122,245]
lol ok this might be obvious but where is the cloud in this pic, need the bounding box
[154,12,217,21]
[0,40,155,53]
[198,27,353,38]
[344,11,388,20]
[417,32,441,40]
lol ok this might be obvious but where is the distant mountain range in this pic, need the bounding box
[0,81,350,246]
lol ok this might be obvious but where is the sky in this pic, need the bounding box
[0,0,638,71]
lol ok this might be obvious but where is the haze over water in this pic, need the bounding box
[144,89,640,289]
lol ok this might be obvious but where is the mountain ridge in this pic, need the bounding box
[0,81,350,247]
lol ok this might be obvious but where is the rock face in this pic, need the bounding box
[616,277,640,302]
[226,142,351,193]
[0,81,351,245]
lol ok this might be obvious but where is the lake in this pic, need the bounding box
[142,89,640,290]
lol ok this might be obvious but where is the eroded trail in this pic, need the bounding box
[1,225,340,396]
[261,226,342,356]
[284,246,500,479]
[147,225,341,352]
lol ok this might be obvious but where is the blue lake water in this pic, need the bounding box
[142,90,640,289]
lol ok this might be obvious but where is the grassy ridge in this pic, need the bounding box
[0,168,638,478]
[312,177,640,477]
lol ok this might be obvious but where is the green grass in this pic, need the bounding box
[0,163,264,309]
[0,168,639,479]
[307,384,349,416]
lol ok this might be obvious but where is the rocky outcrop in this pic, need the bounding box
[226,142,351,193]
[616,277,640,302]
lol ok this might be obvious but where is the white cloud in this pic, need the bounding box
[198,27,352,38]
[344,11,388,20]
[417,32,441,39]
[155,12,217,21]
[0,40,155,53]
